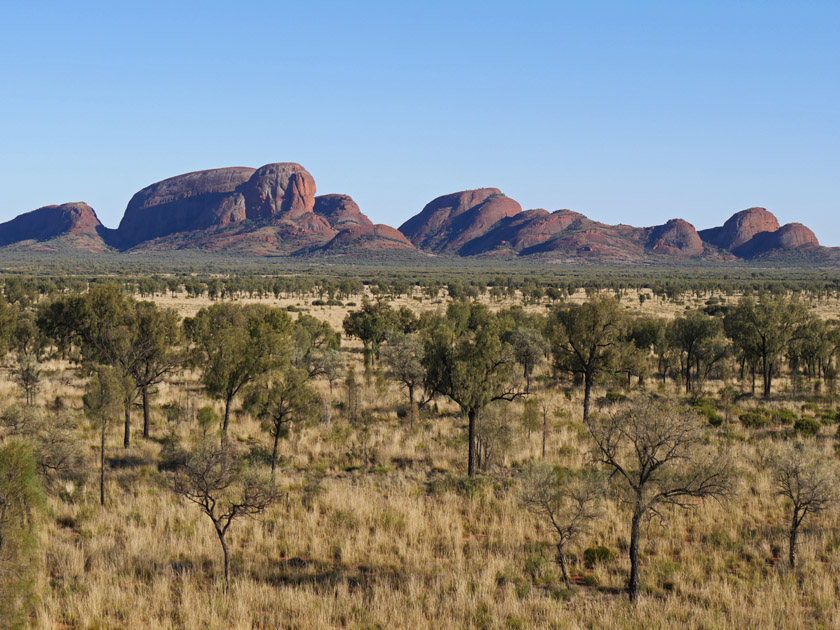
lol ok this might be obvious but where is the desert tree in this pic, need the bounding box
[292,314,341,378]
[0,406,86,492]
[83,367,129,507]
[548,296,630,422]
[166,441,279,592]
[667,310,729,394]
[423,302,523,476]
[520,462,602,587]
[510,326,548,393]
[128,301,183,439]
[381,331,431,426]
[186,303,292,443]
[724,295,810,398]
[343,298,394,367]
[320,348,345,398]
[587,398,733,602]
[771,442,838,568]
[13,354,40,407]
[36,284,163,448]
[244,365,317,482]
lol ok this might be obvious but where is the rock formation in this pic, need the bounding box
[314,195,374,229]
[645,219,705,257]
[0,163,832,263]
[398,188,522,252]
[698,207,780,251]
[0,202,109,251]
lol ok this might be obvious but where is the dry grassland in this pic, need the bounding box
[16,288,840,629]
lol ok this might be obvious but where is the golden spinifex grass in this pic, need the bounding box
[23,358,840,629]
[8,286,840,629]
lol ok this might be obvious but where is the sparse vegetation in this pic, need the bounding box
[0,268,838,627]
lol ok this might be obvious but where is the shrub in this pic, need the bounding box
[693,400,724,427]
[771,409,798,426]
[739,411,769,429]
[794,416,821,437]
[583,546,615,567]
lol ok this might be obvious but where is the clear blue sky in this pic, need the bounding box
[1,1,838,243]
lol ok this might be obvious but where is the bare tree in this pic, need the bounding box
[587,398,732,602]
[771,443,838,568]
[520,463,602,586]
[166,442,279,591]
[0,406,86,491]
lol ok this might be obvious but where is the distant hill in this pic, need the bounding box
[0,163,834,265]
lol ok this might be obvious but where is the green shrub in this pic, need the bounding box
[583,546,615,567]
[771,409,798,426]
[794,416,821,437]
[693,400,724,427]
[605,391,627,403]
[739,411,769,429]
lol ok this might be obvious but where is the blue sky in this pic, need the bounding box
[1,1,838,243]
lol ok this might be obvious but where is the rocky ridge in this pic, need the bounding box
[0,164,833,263]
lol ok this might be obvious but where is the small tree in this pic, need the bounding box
[423,302,523,476]
[0,406,86,491]
[548,296,630,422]
[510,327,548,393]
[382,332,431,426]
[771,443,838,568]
[129,302,183,439]
[587,398,732,602]
[166,442,279,591]
[13,354,40,407]
[187,303,292,443]
[320,349,345,398]
[83,367,128,507]
[245,366,316,482]
[520,463,602,587]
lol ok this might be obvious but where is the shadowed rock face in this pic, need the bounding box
[398,188,522,252]
[314,194,373,228]
[646,219,705,257]
[117,167,256,246]
[698,207,780,251]
[732,222,820,258]
[0,202,107,248]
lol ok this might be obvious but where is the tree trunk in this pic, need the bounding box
[468,408,478,477]
[408,385,416,428]
[583,372,593,423]
[557,544,570,587]
[216,525,231,592]
[628,507,643,603]
[123,403,131,449]
[789,511,800,569]
[100,419,106,507]
[222,396,232,445]
[142,385,150,439]
[763,360,773,399]
[271,426,280,484]
[542,408,547,459]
